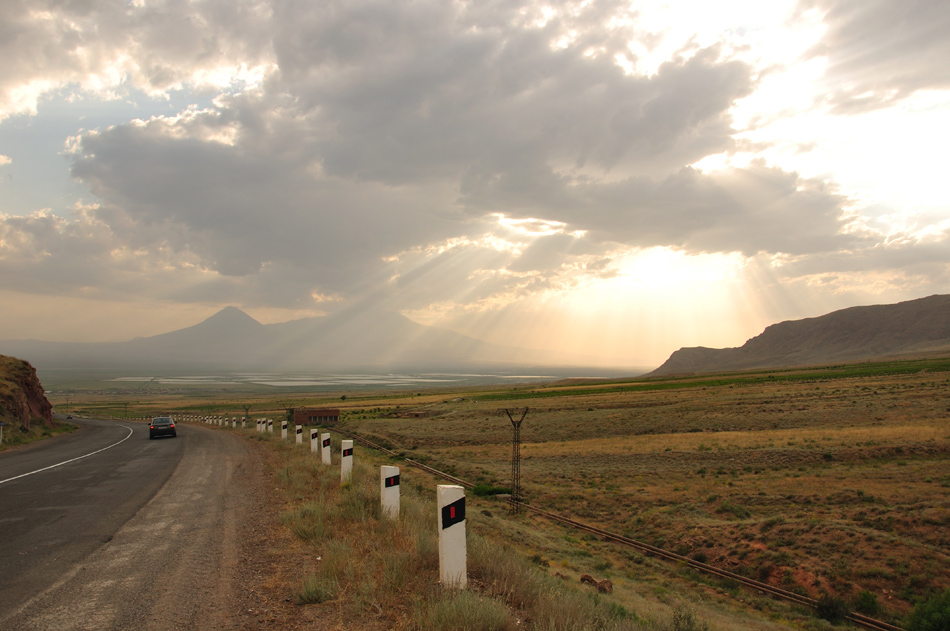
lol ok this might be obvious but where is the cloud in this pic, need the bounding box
[0,0,946,342]
[0,0,275,120]
[42,1,763,311]
[280,21,752,183]
[461,160,868,257]
[802,0,950,112]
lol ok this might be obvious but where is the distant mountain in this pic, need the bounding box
[0,307,600,373]
[650,294,950,376]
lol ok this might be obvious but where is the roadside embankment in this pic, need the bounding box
[0,355,69,450]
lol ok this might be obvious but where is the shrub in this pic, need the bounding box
[294,574,337,604]
[282,500,330,541]
[907,589,950,631]
[816,593,850,625]
[472,483,511,496]
[853,589,880,615]
[412,589,513,631]
[667,607,710,631]
[852,589,881,616]
[716,502,751,519]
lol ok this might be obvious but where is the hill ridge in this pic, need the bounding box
[650,294,950,376]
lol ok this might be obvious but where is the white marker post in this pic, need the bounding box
[281,420,288,440]
[321,433,331,465]
[267,419,273,433]
[341,439,353,485]
[295,425,303,445]
[310,429,320,453]
[437,485,467,589]
[381,466,400,519]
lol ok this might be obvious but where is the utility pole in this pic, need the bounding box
[279,401,295,427]
[65,396,70,415]
[506,408,528,515]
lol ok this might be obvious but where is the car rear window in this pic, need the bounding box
[152,418,172,424]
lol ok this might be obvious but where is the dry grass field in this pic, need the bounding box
[52,356,950,628]
[337,359,950,627]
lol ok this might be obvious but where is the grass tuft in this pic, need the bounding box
[294,574,337,605]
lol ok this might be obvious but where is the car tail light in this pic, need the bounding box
[170,424,175,429]
[150,425,154,429]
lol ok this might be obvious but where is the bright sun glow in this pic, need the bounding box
[405,246,772,367]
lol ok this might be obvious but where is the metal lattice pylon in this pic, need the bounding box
[506,408,528,514]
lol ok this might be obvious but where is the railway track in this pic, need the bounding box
[332,427,903,631]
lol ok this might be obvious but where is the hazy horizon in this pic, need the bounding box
[1,1,947,367]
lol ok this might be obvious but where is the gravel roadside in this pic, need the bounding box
[3,425,326,631]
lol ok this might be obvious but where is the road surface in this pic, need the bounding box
[0,417,258,630]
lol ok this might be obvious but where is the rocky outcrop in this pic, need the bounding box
[0,355,53,431]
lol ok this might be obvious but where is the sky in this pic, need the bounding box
[0,0,948,368]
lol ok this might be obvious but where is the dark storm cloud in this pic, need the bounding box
[802,0,950,112]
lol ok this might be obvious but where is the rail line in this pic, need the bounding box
[332,427,903,631]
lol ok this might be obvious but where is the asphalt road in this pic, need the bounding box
[0,417,255,630]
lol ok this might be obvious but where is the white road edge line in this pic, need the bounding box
[0,425,135,486]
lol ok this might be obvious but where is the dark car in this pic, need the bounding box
[149,416,177,439]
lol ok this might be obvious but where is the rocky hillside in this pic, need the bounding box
[650,294,950,376]
[0,355,53,431]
